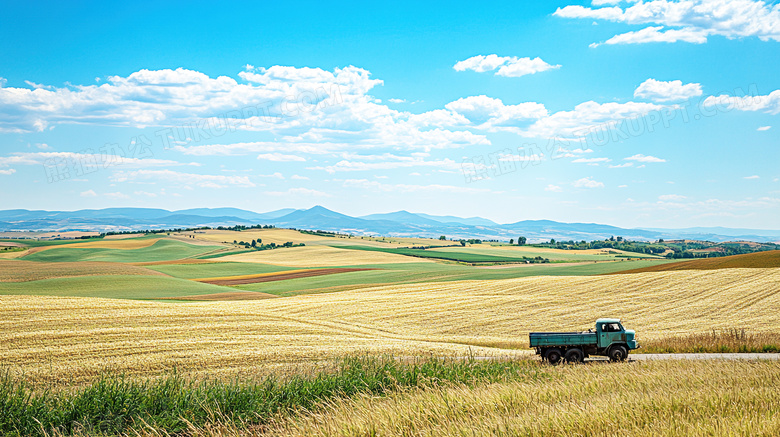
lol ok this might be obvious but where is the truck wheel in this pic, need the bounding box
[564,348,584,363]
[545,348,563,365]
[609,345,628,362]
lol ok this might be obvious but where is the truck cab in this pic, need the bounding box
[595,318,639,350]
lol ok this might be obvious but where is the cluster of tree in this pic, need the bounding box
[101,227,210,237]
[532,236,779,258]
[217,224,275,231]
[508,237,527,245]
[522,256,550,264]
[298,229,351,238]
[100,224,280,237]
[408,245,455,250]
[233,238,305,251]
[458,239,483,246]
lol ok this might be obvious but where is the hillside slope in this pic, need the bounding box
[609,250,780,274]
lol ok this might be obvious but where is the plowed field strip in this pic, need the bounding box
[194,268,377,285]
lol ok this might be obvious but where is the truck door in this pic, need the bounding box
[599,323,622,348]
[598,323,609,348]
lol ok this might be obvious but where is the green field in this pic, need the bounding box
[333,244,548,263]
[0,275,232,299]
[21,239,225,263]
[333,244,658,263]
[0,232,675,299]
[146,261,297,279]
[232,259,671,296]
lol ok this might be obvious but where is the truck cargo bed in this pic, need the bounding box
[529,332,598,347]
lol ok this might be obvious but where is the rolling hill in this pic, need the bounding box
[2,206,780,243]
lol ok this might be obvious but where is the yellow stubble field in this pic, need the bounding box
[2,267,779,388]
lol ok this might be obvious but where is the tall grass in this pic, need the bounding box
[0,357,549,437]
[263,360,780,437]
[642,329,780,353]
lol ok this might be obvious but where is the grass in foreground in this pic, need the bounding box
[0,357,548,437]
[263,359,780,437]
[642,329,780,353]
[28,359,780,437]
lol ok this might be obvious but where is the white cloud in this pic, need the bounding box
[0,66,489,153]
[105,192,130,199]
[454,54,509,73]
[343,178,490,194]
[618,184,628,188]
[659,194,687,201]
[625,154,666,163]
[0,151,194,169]
[110,169,255,188]
[265,187,331,197]
[258,172,285,179]
[453,55,560,77]
[80,189,97,197]
[545,184,563,192]
[572,177,604,188]
[572,157,611,163]
[609,163,634,168]
[312,154,461,174]
[634,78,702,102]
[758,125,772,131]
[388,98,406,103]
[291,174,309,180]
[0,168,15,175]
[443,95,549,128]
[571,148,594,154]
[556,0,780,46]
[701,90,780,114]
[596,26,708,47]
[554,5,624,21]
[256,153,306,162]
[744,175,760,179]
[522,100,663,138]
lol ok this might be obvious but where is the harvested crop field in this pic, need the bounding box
[610,250,780,273]
[0,260,166,282]
[3,267,779,386]
[132,258,232,266]
[28,237,162,252]
[194,268,377,285]
[20,239,225,263]
[158,291,278,301]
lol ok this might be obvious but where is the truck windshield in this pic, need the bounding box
[603,323,621,332]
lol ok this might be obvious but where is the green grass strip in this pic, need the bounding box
[335,245,543,263]
[0,356,550,436]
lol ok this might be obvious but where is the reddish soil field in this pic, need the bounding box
[195,268,376,286]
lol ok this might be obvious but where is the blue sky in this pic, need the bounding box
[1,0,779,228]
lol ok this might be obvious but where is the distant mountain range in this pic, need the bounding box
[1,206,779,243]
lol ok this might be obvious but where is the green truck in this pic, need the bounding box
[529,318,639,364]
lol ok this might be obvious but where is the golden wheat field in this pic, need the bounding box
[33,237,164,251]
[3,267,779,388]
[261,360,780,437]
[0,260,166,282]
